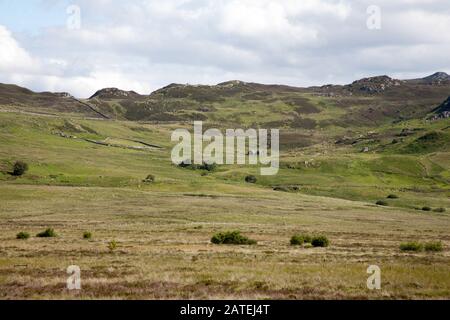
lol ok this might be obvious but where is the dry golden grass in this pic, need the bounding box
[0,184,449,300]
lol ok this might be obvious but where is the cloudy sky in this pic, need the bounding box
[0,0,449,98]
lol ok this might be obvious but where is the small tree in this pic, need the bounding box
[12,161,28,176]
[245,175,257,184]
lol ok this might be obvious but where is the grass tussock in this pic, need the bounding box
[16,232,30,240]
[36,228,57,238]
[424,241,443,252]
[83,231,92,239]
[400,242,423,252]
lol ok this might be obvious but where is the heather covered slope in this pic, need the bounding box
[3,72,450,128]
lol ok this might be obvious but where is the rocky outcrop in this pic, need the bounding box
[346,76,402,94]
[89,88,141,100]
[429,96,450,120]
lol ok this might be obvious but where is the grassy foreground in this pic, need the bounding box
[0,112,449,299]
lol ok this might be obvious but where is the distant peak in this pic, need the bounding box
[423,72,450,81]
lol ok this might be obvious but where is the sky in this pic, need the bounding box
[0,0,450,98]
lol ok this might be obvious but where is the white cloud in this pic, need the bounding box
[0,0,449,97]
[0,25,37,73]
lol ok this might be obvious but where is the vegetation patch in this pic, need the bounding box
[108,240,118,252]
[12,161,29,176]
[179,162,217,172]
[143,174,156,183]
[245,175,257,184]
[400,242,423,252]
[376,200,388,206]
[36,228,57,238]
[83,231,92,240]
[16,232,30,240]
[311,235,330,248]
[290,234,313,246]
[387,194,399,199]
[211,231,257,245]
[425,241,443,252]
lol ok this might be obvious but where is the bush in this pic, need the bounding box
[199,162,217,171]
[36,228,57,238]
[245,175,257,184]
[422,206,431,212]
[12,161,28,176]
[143,174,155,183]
[211,231,257,245]
[433,207,446,213]
[108,240,118,252]
[290,234,313,246]
[290,235,304,246]
[178,162,217,171]
[425,241,443,252]
[302,235,313,243]
[83,231,92,240]
[16,232,30,240]
[311,235,330,247]
[387,194,399,199]
[376,200,388,206]
[400,242,423,252]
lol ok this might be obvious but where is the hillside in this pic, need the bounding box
[0,83,106,118]
[0,75,450,298]
[2,72,450,128]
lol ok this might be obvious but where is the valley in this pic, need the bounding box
[0,73,449,299]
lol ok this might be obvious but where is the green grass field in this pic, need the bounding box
[0,111,449,299]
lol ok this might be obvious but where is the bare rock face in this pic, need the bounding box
[89,88,141,100]
[346,76,402,94]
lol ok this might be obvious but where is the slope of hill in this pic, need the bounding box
[2,72,450,127]
[0,83,105,118]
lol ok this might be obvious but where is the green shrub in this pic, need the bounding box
[36,228,57,238]
[376,200,388,206]
[425,241,443,252]
[311,235,330,247]
[290,235,304,246]
[290,234,312,246]
[178,162,217,171]
[245,175,257,184]
[12,161,28,176]
[108,240,118,252]
[83,231,92,240]
[387,194,399,199]
[16,232,30,240]
[433,207,446,213]
[211,231,257,245]
[302,235,313,243]
[400,242,423,252]
[422,206,431,212]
